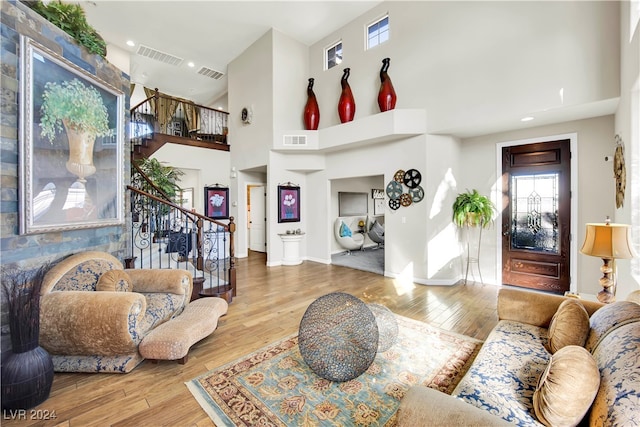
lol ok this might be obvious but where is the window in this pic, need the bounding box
[367,15,389,49]
[325,41,342,70]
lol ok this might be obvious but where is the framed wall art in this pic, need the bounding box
[205,186,229,219]
[19,36,125,234]
[278,185,300,223]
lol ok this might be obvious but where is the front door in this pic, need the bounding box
[502,140,571,294]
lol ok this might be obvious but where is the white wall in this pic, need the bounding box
[307,1,619,135]
[152,144,230,216]
[614,1,640,297]
[228,30,274,173]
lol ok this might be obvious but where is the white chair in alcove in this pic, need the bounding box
[334,218,364,255]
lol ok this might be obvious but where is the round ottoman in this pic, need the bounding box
[298,292,378,382]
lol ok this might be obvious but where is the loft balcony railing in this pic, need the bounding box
[130,88,229,148]
[126,162,236,302]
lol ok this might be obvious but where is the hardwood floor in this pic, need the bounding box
[4,252,499,427]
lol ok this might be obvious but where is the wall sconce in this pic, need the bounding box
[580,218,636,303]
[230,167,237,179]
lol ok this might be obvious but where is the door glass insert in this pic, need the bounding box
[511,173,559,253]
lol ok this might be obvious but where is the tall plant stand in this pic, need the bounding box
[464,226,484,285]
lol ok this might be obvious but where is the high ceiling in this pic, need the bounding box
[80,1,382,108]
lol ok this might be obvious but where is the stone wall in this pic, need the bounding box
[0,1,131,343]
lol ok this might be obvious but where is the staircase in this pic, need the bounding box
[126,151,236,302]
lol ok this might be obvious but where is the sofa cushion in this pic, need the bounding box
[137,292,186,334]
[96,270,132,292]
[585,301,640,353]
[589,322,640,426]
[51,258,122,292]
[546,299,590,353]
[533,345,600,427]
[453,320,549,425]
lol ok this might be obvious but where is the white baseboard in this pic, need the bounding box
[383,271,460,286]
[306,256,331,264]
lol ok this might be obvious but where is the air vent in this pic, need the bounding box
[197,66,225,80]
[283,135,308,146]
[136,45,183,66]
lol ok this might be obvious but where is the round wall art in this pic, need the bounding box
[386,168,424,210]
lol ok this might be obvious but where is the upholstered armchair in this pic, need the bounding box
[39,251,192,373]
[334,218,364,254]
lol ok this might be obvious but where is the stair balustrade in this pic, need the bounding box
[126,163,236,302]
[130,88,229,159]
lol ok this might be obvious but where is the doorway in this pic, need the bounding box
[248,185,266,253]
[501,139,571,294]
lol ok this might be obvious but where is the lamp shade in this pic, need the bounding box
[580,223,637,259]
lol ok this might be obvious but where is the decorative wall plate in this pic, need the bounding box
[386,181,403,200]
[409,186,424,203]
[400,193,412,207]
[403,169,422,188]
[388,198,401,210]
[614,135,626,209]
[394,170,405,183]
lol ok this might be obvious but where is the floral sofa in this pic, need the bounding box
[39,251,192,373]
[397,288,640,426]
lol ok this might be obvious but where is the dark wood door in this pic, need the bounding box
[502,140,571,294]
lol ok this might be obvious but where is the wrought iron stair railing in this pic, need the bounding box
[130,88,229,159]
[126,163,236,302]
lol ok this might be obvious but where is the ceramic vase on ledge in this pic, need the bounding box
[303,78,320,130]
[338,68,355,123]
[377,57,397,112]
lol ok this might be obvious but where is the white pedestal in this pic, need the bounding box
[279,233,304,265]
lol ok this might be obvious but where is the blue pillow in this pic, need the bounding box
[339,222,352,237]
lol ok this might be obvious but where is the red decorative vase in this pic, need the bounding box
[338,68,355,123]
[303,78,320,130]
[378,57,397,112]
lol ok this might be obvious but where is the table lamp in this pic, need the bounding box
[580,219,636,303]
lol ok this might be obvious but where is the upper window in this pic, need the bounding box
[367,15,389,49]
[325,41,343,70]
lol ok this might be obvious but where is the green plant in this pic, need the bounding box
[40,78,112,143]
[452,189,495,229]
[135,157,184,201]
[26,0,107,57]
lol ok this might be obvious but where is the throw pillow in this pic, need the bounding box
[371,220,385,235]
[546,299,590,353]
[533,345,600,427]
[96,270,132,292]
[339,222,352,237]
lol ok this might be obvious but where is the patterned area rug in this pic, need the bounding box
[186,315,482,426]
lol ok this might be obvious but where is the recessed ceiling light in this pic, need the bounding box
[521,116,534,122]
[187,62,195,68]
[126,40,135,47]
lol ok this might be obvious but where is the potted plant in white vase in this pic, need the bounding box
[1,264,54,410]
[452,189,496,284]
[40,78,113,182]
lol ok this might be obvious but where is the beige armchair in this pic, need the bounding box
[39,251,192,373]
